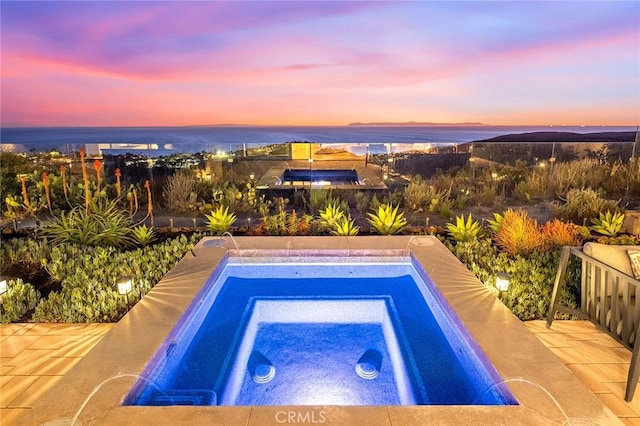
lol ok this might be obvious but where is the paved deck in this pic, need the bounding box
[0,320,637,424]
[525,320,640,425]
[0,323,114,425]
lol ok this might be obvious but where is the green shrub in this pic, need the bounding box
[439,200,453,219]
[404,176,448,212]
[162,172,197,213]
[367,203,407,235]
[255,210,320,236]
[354,191,371,217]
[41,198,134,247]
[2,234,201,323]
[446,238,579,320]
[0,279,41,323]
[596,235,639,245]
[549,188,621,225]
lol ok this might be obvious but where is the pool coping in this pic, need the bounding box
[21,236,621,425]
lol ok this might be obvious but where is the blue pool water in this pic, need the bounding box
[281,169,360,185]
[126,256,517,406]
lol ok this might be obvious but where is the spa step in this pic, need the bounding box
[146,389,217,406]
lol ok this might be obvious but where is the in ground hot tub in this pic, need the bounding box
[125,255,517,407]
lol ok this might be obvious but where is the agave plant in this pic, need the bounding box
[204,205,237,234]
[367,203,407,235]
[486,212,504,233]
[331,216,359,236]
[590,210,625,236]
[446,213,481,242]
[319,201,345,230]
[132,224,157,247]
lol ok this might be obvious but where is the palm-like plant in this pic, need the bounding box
[367,203,407,235]
[205,205,237,234]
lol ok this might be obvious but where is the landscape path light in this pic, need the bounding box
[496,273,511,292]
[117,276,133,309]
[0,278,7,318]
[0,278,7,300]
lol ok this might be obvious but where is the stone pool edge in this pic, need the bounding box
[20,236,620,425]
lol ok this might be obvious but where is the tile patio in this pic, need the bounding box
[0,320,637,424]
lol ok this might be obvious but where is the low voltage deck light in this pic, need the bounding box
[496,273,510,292]
[0,278,7,307]
[117,277,132,296]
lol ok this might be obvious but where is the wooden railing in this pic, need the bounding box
[547,247,640,401]
[547,246,640,401]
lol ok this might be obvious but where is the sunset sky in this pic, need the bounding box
[1,1,639,127]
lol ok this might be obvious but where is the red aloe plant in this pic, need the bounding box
[79,148,90,209]
[60,164,68,199]
[42,172,51,211]
[144,180,154,226]
[19,175,30,207]
[93,159,103,194]
[115,168,122,198]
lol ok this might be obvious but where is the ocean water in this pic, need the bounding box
[1,125,634,156]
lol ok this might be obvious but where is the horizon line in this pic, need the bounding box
[2,123,639,129]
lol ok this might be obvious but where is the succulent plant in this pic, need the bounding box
[367,203,407,235]
[486,212,505,233]
[590,210,625,236]
[446,213,481,242]
[204,205,237,234]
[132,224,157,246]
[331,216,359,236]
[319,201,345,230]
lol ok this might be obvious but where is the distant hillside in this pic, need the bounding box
[473,131,636,143]
[347,121,486,126]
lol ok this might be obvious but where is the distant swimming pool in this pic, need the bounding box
[281,169,360,185]
[125,256,516,407]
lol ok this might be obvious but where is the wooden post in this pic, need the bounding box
[546,246,572,328]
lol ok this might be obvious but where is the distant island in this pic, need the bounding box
[473,131,636,143]
[347,121,487,126]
